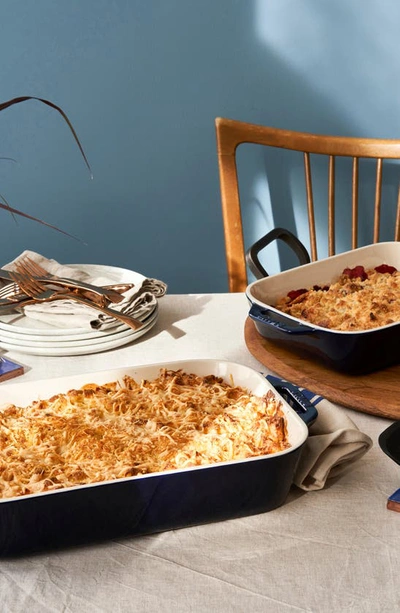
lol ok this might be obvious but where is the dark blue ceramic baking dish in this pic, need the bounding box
[0,360,317,555]
[247,302,398,374]
[246,242,400,375]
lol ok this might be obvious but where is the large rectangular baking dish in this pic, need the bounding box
[246,242,400,374]
[0,359,316,555]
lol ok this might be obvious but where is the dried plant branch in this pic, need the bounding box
[0,96,92,236]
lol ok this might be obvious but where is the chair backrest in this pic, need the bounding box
[215,117,400,292]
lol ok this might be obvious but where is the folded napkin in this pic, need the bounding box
[4,251,167,331]
[267,375,373,491]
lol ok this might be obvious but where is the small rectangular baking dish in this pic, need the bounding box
[0,359,316,555]
[246,242,400,374]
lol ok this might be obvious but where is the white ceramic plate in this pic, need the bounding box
[0,264,148,339]
[0,263,161,355]
[0,320,128,342]
[0,304,156,343]
[0,307,159,356]
[0,305,158,348]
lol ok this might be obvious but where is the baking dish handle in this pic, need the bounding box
[268,379,318,427]
[249,303,316,335]
[246,227,311,279]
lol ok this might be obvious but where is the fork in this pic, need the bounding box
[8,271,66,301]
[0,282,22,299]
[14,256,129,305]
[0,282,26,305]
[7,271,144,331]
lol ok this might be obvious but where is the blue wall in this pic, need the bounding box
[0,0,399,292]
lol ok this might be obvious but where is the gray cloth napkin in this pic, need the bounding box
[4,250,167,330]
[267,375,373,491]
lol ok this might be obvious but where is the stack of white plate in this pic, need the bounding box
[0,264,160,356]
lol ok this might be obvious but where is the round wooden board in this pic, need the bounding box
[244,317,400,420]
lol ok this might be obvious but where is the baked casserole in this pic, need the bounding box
[0,368,289,499]
[275,264,400,331]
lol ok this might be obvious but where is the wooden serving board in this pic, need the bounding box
[244,317,400,420]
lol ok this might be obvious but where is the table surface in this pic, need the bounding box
[1,293,399,613]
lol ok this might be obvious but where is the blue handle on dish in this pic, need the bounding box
[249,303,316,335]
[267,377,318,427]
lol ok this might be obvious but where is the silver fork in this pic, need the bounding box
[0,282,26,305]
[0,282,21,299]
[8,271,65,301]
[15,256,129,304]
[7,271,144,331]
[13,263,132,309]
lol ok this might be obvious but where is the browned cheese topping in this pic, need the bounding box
[0,369,289,499]
[275,264,400,331]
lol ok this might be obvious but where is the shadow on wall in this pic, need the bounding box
[233,0,400,280]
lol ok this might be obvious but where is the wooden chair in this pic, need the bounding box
[215,117,400,292]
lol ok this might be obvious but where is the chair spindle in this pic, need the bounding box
[304,152,318,261]
[373,158,383,243]
[328,155,335,256]
[351,157,359,249]
[396,184,400,241]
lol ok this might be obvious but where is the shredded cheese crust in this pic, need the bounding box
[0,369,289,499]
[275,268,400,331]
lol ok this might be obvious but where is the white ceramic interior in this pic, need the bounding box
[246,241,400,334]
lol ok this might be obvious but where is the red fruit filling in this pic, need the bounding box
[287,288,308,301]
[374,264,397,275]
[342,265,368,281]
